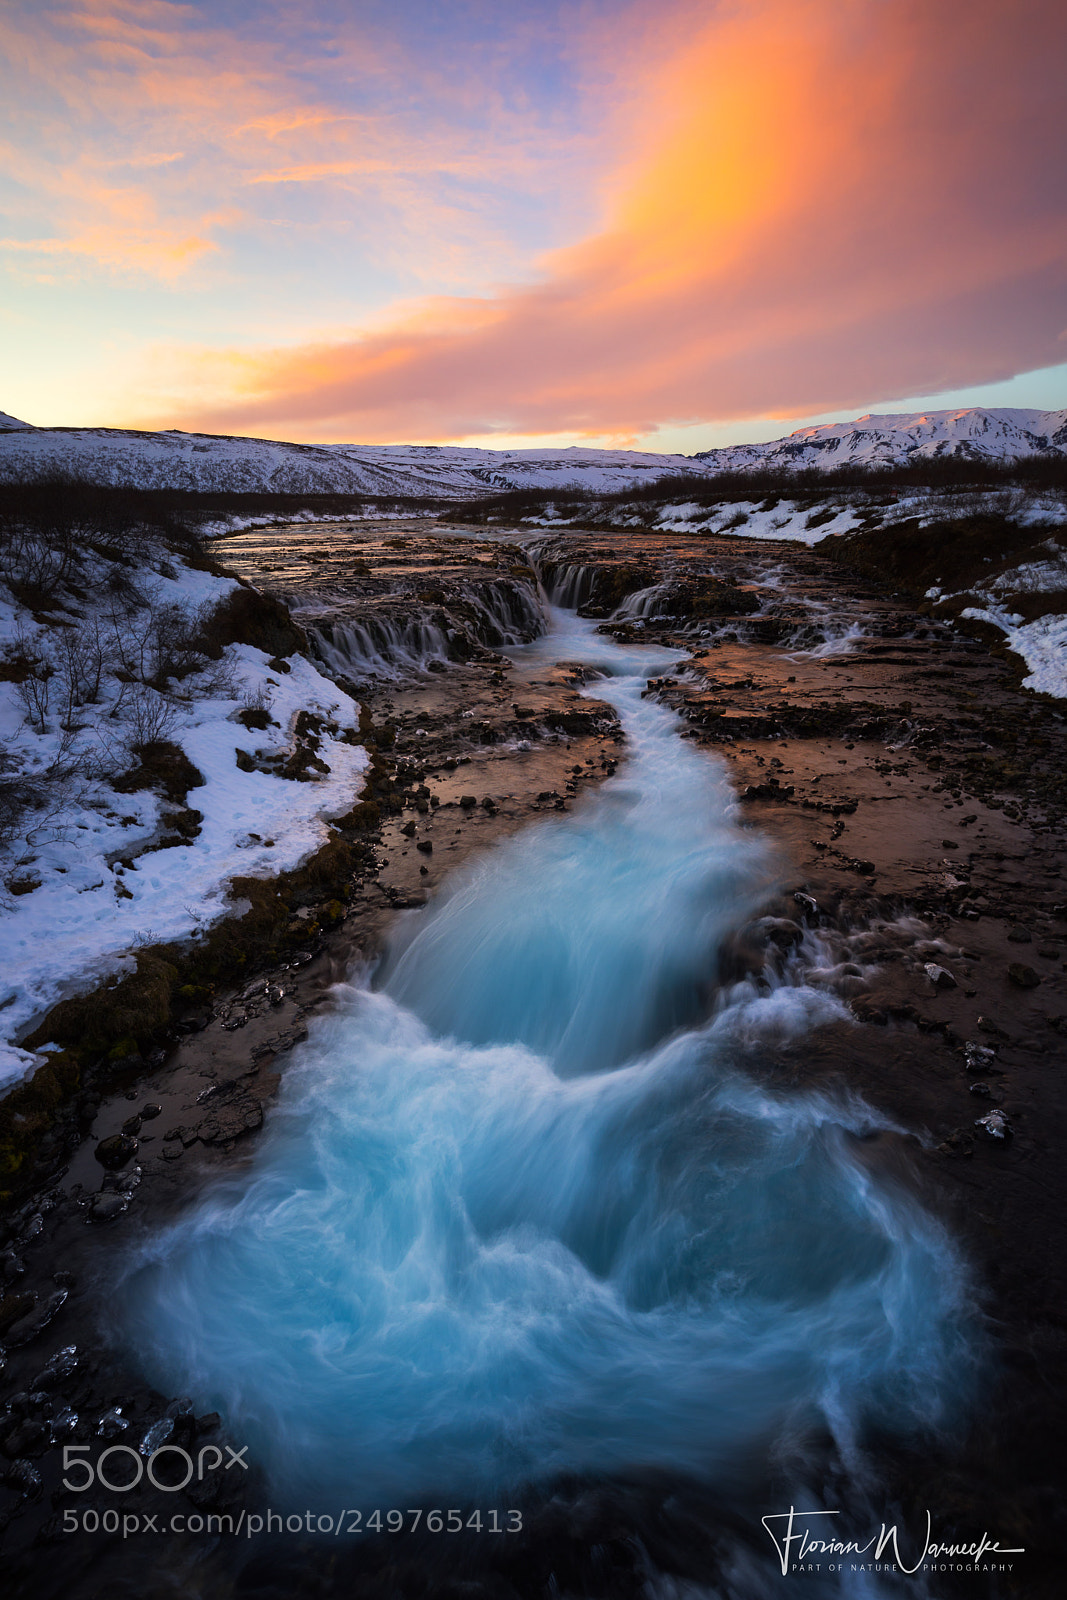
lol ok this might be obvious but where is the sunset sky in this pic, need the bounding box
[2,0,1065,451]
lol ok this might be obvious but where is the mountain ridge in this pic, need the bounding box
[0,405,1064,498]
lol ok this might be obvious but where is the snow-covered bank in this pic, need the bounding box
[0,543,368,1091]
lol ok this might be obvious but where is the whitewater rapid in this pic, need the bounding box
[118,606,977,1521]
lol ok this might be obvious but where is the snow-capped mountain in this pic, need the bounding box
[696,407,1067,471]
[0,406,1063,497]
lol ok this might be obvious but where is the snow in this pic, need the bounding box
[960,604,1067,698]
[0,558,368,1092]
[1,405,1065,499]
[0,411,34,431]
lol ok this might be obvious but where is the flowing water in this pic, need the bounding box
[119,606,978,1580]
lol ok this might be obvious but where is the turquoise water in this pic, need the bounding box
[120,607,976,1519]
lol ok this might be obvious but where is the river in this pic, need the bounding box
[115,599,980,1592]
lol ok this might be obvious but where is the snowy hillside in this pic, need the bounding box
[0,428,698,499]
[0,406,1064,498]
[696,407,1067,472]
[0,533,369,1090]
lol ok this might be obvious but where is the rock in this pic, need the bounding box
[975,1109,1013,1140]
[941,839,959,849]
[196,1412,221,1435]
[141,1103,163,1120]
[0,1291,35,1335]
[978,1015,1010,1039]
[937,1127,975,1158]
[459,794,477,809]
[1007,962,1040,989]
[481,797,497,813]
[399,820,417,837]
[924,962,957,990]
[2,1416,47,1459]
[48,1408,79,1442]
[969,1082,993,1097]
[3,1458,42,1497]
[121,1115,142,1136]
[89,1193,127,1223]
[0,1250,25,1284]
[963,1042,997,1074]
[139,1416,174,1455]
[1006,925,1032,943]
[416,839,433,854]
[161,1144,183,1160]
[32,1346,78,1388]
[6,1289,67,1346]
[96,1407,129,1438]
[793,891,818,920]
[267,984,285,1006]
[94,1133,138,1170]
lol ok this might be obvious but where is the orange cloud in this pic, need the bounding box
[147,0,1067,441]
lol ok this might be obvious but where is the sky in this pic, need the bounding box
[1,0,1065,452]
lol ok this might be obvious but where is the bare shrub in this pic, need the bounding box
[117,684,179,752]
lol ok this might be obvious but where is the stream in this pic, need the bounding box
[117,601,981,1590]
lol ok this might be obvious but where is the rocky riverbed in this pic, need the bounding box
[1,518,1064,1599]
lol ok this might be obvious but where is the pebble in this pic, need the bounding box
[1007,962,1040,988]
[924,962,957,990]
[1006,925,1032,943]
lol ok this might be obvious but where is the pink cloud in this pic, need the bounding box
[145,0,1067,440]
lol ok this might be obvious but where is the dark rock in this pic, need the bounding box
[1007,962,1040,988]
[459,794,477,808]
[48,1407,78,1442]
[141,1103,163,1120]
[96,1407,129,1438]
[121,1115,142,1135]
[1006,925,1032,943]
[969,1082,993,1097]
[2,1416,47,1458]
[0,1291,35,1334]
[94,1133,138,1170]
[924,963,957,990]
[7,1289,68,1346]
[978,1015,1010,1038]
[32,1345,78,1388]
[416,839,433,853]
[975,1109,1013,1139]
[140,1416,174,1455]
[89,1193,128,1223]
[3,1458,42,1497]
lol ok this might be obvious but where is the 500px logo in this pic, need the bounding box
[61,1442,249,1494]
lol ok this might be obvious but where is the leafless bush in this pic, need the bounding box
[116,684,179,753]
[11,622,54,733]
